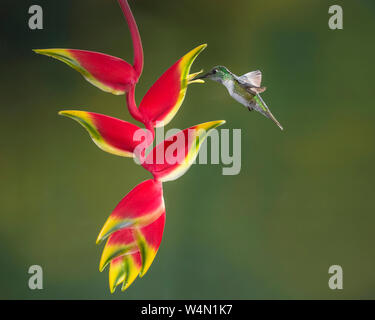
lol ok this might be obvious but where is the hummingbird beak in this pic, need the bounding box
[194,72,211,80]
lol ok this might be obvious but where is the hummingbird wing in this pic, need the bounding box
[239,70,262,87]
[237,70,266,94]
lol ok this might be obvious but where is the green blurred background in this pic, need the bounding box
[1,0,375,299]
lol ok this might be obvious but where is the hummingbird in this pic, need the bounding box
[196,66,283,130]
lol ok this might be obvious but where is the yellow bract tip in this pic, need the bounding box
[58,110,92,124]
[188,79,205,84]
[58,110,68,116]
[199,120,226,131]
[58,110,84,117]
[187,69,203,80]
[183,44,207,64]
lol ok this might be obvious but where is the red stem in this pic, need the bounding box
[119,1,154,141]
[118,0,144,77]
[145,120,155,141]
[126,87,155,142]
[126,85,143,123]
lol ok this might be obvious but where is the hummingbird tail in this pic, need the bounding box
[253,94,284,130]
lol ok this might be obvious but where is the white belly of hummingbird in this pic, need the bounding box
[225,80,253,108]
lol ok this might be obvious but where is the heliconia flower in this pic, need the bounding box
[109,252,142,293]
[33,0,143,96]
[98,180,165,270]
[139,44,207,128]
[99,228,138,272]
[100,212,166,292]
[133,210,166,277]
[96,179,164,244]
[59,110,150,158]
[142,120,226,182]
[33,49,138,95]
[36,0,227,293]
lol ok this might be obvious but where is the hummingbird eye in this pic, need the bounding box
[212,69,217,74]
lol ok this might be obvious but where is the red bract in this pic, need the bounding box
[139,44,207,127]
[35,0,225,293]
[33,49,138,95]
[142,121,225,182]
[96,179,164,243]
[58,110,150,158]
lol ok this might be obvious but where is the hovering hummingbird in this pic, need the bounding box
[196,66,283,130]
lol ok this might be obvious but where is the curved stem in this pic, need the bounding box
[145,120,155,142]
[126,85,144,123]
[126,86,154,143]
[118,0,144,77]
